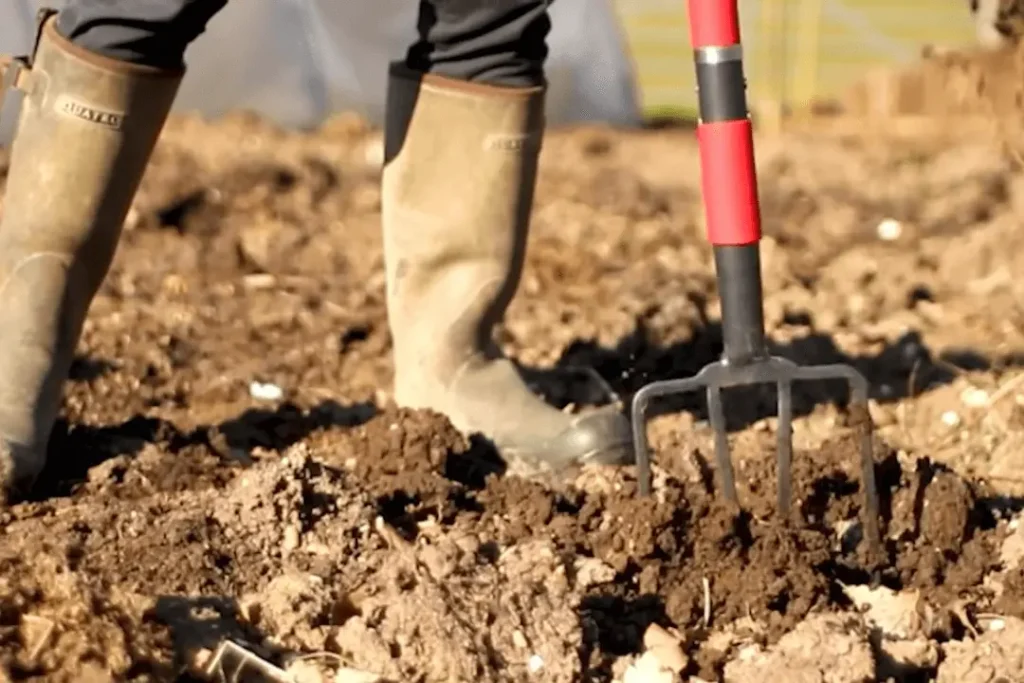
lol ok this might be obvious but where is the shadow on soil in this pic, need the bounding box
[37,314,1024,501]
[577,593,668,682]
[551,319,1024,432]
[29,396,377,501]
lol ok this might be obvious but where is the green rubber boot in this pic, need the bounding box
[0,16,182,501]
[381,64,633,475]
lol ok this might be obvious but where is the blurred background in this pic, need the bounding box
[616,0,978,120]
[0,0,1005,141]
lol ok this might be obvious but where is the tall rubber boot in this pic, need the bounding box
[0,16,182,501]
[381,64,633,475]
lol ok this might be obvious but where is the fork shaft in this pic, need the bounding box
[690,0,768,366]
[715,245,768,364]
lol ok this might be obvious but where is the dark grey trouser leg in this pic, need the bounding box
[55,0,228,69]
[406,0,552,87]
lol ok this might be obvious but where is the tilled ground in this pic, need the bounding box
[5,48,1024,682]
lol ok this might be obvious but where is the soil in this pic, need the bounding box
[4,42,1024,683]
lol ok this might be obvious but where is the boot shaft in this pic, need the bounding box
[0,15,182,493]
[380,67,633,471]
[2,15,182,283]
[381,64,545,383]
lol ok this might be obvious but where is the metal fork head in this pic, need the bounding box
[631,354,881,554]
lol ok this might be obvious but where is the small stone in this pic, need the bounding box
[125,206,141,230]
[877,218,902,241]
[642,623,688,673]
[282,525,301,554]
[1000,516,1024,568]
[574,557,616,588]
[249,381,284,401]
[334,667,384,683]
[623,651,676,683]
[959,386,989,408]
[841,584,923,640]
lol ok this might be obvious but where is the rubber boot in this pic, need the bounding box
[0,17,182,501]
[381,64,633,475]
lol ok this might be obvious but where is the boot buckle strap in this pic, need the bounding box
[0,56,33,130]
[0,56,32,116]
[1,56,32,92]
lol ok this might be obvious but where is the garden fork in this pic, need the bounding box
[630,0,882,554]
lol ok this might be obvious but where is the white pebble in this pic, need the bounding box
[877,218,902,241]
[249,381,284,401]
[527,655,544,673]
[959,386,990,407]
[989,618,1006,631]
[941,410,961,427]
[622,652,678,683]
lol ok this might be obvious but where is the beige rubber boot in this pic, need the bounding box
[381,64,632,475]
[0,17,182,501]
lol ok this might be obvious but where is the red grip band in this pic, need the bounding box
[696,119,761,245]
[687,0,741,48]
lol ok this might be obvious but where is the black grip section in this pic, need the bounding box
[696,59,748,123]
[714,244,768,365]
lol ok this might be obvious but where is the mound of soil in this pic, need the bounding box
[0,402,1016,682]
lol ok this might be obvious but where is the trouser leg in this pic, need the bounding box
[56,0,227,69]
[405,0,552,87]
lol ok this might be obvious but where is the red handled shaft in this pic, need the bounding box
[697,121,760,245]
[687,0,762,247]
[687,0,740,47]
[687,0,768,364]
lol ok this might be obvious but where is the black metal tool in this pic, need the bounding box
[630,0,881,554]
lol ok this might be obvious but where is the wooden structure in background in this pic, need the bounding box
[613,0,978,127]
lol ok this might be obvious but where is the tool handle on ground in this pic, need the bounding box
[688,0,768,365]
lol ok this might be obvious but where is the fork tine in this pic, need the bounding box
[630,358,884,560]
[856,407,883,556]
[631,390,654,496]
[707,385,738,503]
[776,381,794,515]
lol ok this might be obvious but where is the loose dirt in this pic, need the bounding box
[4,41,1024,683]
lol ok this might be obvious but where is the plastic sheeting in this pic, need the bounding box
[0,0,642,144]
